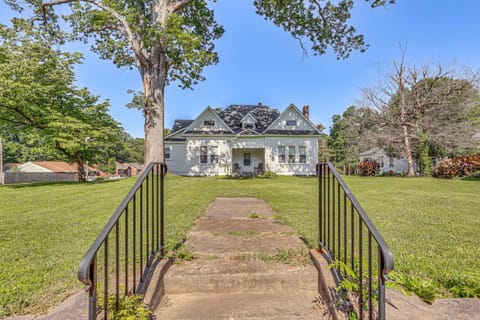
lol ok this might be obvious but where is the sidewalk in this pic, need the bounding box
[153,197,330,319]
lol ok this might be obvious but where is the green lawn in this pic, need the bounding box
[1,175,479,316]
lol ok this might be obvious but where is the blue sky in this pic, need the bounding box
[1,1,480,137]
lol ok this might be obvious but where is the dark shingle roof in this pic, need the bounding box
[263,130,318,135]
[218,105,280,133]
[172,120,194,132]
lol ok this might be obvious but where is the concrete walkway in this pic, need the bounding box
[153,197,329,319]
[5,197,479,319]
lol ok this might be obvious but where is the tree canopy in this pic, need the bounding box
[0,23,123,180]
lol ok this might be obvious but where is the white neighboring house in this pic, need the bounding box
[359,148,417,174]
[165,104,320,176]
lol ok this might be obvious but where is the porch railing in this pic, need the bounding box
[317,162,394,320]
[78,162,167,320]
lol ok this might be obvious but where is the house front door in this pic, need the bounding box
[243,152,252,172]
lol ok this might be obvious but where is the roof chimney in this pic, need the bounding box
[302,105,310,120]
[258,102,263,108]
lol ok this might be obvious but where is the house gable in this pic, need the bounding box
[165,128,187,142]
[263,104,320,135]
[240,113,257,130]
[184,107,234,135]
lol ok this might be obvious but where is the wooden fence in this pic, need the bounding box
[3,172,78,184]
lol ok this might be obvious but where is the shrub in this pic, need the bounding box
[108,294,152,320]
[431,155,480,178]
[258,171,277,179]
[357,160,379,176]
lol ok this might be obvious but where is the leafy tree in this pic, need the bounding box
[116,132,144,163]
[3,0,395,164]
[361,55,480,176]
[327,106,380,170]
[0,23,122,181]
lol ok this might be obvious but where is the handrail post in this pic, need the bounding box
[318,162,393,320]
[88,255,97,320]
[78,162,168,320]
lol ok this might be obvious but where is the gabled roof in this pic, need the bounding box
[184,107,235,134]
[359,148,382,157]
[218,104,280,133]
[168,103,320,137]
[172,120,194,133]
[25,161,79,173]
[263,104,320,135]
[240,112,258,124]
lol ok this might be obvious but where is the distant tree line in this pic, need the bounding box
[322,58,480,176]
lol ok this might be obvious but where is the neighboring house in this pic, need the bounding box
[116,161,144,177]
[17,161,79,173]
[165,103,320,176]
[17,161,100,176]
[359,148,417,174]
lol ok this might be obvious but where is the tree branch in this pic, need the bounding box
[41,0,149,66]
[169,0,194,13]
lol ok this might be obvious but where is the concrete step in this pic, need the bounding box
[194,216,292,234]
[155,291,329,320]
[164,257,318,294]
[202,198,275,219]
[186,231,306,256]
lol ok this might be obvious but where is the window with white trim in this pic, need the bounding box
[164,146,171,160]
[288,146,296,163]
[299,146,306,163]
[210,146,218,164]
[278,146,285,163]
[244,153,251,166]
[200,145,208,163]
[243,123,254,130]
[286,120,297,126]
[203,119,215,127]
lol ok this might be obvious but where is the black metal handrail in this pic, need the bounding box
[78,162,166,320]
[318,162,394,320]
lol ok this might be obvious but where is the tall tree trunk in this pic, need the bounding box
[75,151,87,182]
[142,57,166,165]
[402,125,415,176]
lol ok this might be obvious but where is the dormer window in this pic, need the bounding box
[241,113,257,130]
[286,120,297,126]
[204,119,215,127]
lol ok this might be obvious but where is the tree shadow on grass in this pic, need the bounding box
[2,179,125,189]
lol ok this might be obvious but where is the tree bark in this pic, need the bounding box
[75,151,87,182]
[402,125,415,176]
[141,54,166,164]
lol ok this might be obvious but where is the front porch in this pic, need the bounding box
[231,148,264,176]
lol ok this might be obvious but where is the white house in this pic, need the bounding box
[359,148,417,174]
[165,103,320,176]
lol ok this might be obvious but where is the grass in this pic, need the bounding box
[0,179,137,316]
[227,230,260,236]
[1,175,479,315]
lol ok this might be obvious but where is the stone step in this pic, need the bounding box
[203,198,275,219]
[155,291,329,320]
[164,257,318,294]
[194,216,291,234]
[186,231,306,256]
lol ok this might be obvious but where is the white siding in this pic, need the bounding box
[185,108,232,133]
[165,143,187,175]
[185,137,232,176]
[360,149,413,174]
[232,137,265,149]
[265,137,318,175]
[267,108,312,131]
